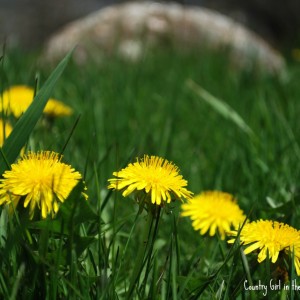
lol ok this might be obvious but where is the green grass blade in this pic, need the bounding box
[186,79,257,140]
[240,249,256,300]
[9,263,25,300]
[0,49,73,174]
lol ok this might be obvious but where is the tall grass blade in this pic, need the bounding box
[9,263,25,300]
[186,79,257,140]
[0,49,73,174]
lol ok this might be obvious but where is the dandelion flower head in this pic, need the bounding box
[0,85,72,117]
[108,155,193,205]
[181,191,246,240]
[0,151,83,219]
[228,220,300,275]
[44,98,73,117]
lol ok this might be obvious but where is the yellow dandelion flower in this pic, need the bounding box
[228,220,300,275]
[108,155,193,205]
[0,119,13,146]
[181,191,245,239]
[44,98,73,117]
[0,85,72,117]
[0,151,83,219]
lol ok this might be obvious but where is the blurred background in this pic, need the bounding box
[0,0,299,50]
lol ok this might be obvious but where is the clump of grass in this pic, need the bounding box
[0,45,300,299]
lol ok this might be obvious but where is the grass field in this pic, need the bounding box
[1,46,300,299]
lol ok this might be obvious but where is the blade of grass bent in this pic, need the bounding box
[0,50,73,174]
[186,79,257,141]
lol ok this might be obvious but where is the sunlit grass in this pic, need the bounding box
[0,46,300,299]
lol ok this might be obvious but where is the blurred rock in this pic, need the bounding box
[42,1,285,75]
[1,0,299,50]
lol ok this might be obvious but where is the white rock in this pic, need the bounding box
[42,1,285,74]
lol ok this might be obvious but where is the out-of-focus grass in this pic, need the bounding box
[1,46,300,299]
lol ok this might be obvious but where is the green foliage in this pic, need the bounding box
[0,46,300,299]
[0,50,73,174]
